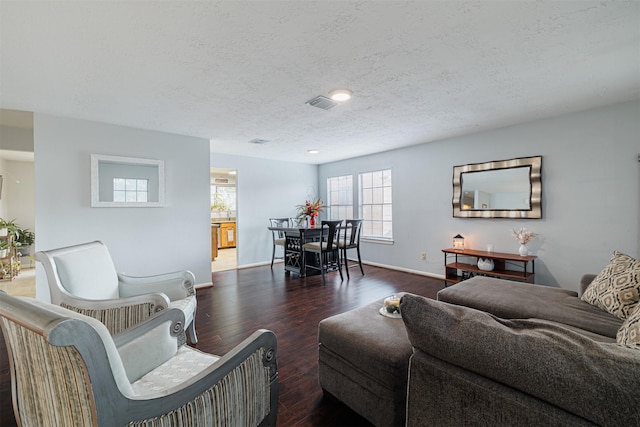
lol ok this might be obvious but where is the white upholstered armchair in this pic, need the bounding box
[35,240,198,343]
[0,291,278,426]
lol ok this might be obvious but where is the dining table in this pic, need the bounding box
[267,225,326,277]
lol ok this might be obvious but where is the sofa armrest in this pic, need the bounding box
[580,274,597,296]
[118,270,195,301]
[54,292,171,335]
[114,308,186,383]
[400,293,640,426]
[119,329,278,426]
[57,292,170,312]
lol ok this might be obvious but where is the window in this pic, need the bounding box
[327,175,353,220]
[359,169,392,240]
[113,178,148,203]
[210,185,237,217]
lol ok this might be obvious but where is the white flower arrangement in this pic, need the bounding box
[512,227,537,245]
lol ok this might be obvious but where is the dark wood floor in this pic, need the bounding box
[0,263,445,426]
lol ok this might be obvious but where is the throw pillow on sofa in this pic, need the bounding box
[618,303,640,348]
[582,251,640,319]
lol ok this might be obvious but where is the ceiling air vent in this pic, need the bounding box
[306,95,338,110]
[249,138,270,145]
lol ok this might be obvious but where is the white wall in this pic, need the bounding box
[28,101,639,298]
[0,125,34,222]
[210,153,318,267]
[3,160,34,231]
[319,100,640,292]
[34,114,212,301]
[0,157,7,219]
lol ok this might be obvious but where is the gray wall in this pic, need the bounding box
[0,126,34,151]
[28,100,640,298]
[319,100,640,292]
[210,153,318,267]
[34,114,212,301]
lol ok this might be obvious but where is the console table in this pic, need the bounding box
[442,248,536,286]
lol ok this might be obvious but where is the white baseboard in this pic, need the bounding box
[360,260,446,280]
[195,282,214,289]
[237,260,281,269]
[210,258,445,281]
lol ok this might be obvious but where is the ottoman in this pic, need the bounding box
[318,295,413,427]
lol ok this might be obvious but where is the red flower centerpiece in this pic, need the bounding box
[296,198,325,228]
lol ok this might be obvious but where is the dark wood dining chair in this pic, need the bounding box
[302,220,343,285]
[269,218,290,268]
[339,219,364,278]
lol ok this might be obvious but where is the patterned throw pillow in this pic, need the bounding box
[581,251,640,320]
[617,303,640,349]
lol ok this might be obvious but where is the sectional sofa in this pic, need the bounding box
[319,251,640,426]
[402,265,640,426]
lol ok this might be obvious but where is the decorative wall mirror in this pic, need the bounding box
[91,154,165,207]
[452,156,542,218]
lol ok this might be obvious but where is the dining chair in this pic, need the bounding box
[35,240,198,344]
[302,220,343,286]
[339,219,364,278]
[269,218,290,268]
[0,291,278,427]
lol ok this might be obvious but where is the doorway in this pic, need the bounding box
[211,168,237,272]
[0,109,36,297]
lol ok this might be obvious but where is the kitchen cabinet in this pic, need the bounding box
[211,224,219,260]
[219,222,236,248]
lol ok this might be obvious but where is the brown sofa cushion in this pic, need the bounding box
[582,251,640,319]
[400,293,640,426]
[438,276,622,338]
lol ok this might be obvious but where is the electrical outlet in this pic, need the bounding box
[421,252,427,260]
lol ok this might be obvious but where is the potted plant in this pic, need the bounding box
[0,240,9,258]
[14,228,35,256]
[0,218,19,238]
[0,262,9,279]
[0,218,14,237]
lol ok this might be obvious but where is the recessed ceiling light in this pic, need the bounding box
[329,89,353,102]
[308,149,320,154]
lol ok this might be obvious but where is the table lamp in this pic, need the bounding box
[453,234,465,250]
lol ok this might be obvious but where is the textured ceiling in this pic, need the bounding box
[1,1,639,164]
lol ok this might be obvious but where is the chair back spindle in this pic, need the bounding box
[340,219,364,278]
[301,220,344,285]
[269,218,290,268]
